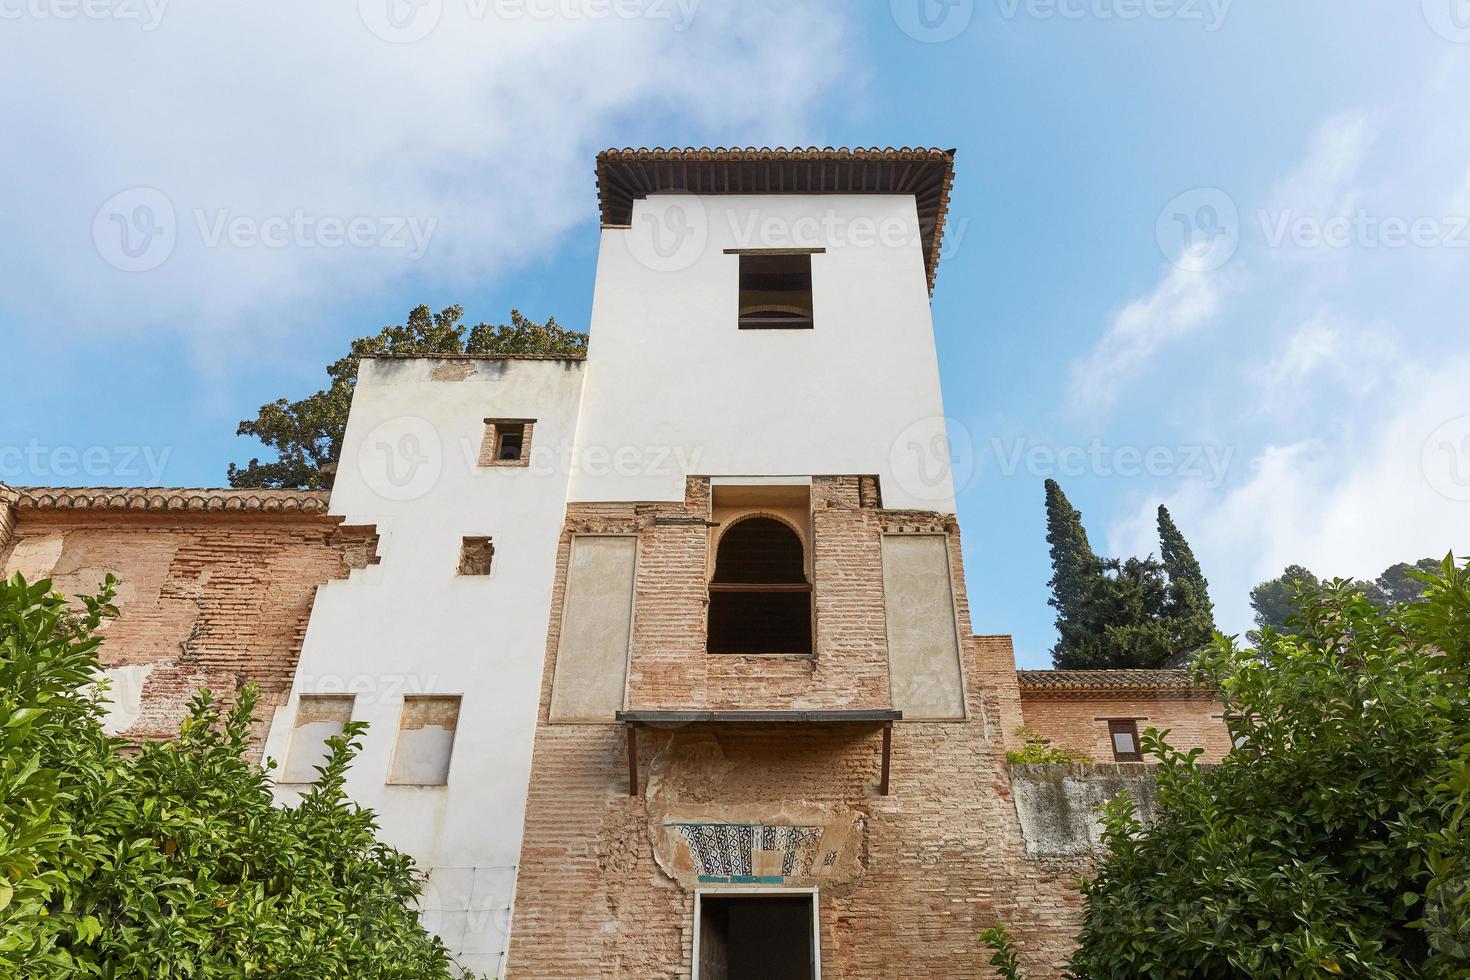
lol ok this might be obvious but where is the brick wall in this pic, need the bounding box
[507,479,1089,979]
[1020,690,1232,764]
[0,494,376,757]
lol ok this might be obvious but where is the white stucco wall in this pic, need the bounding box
[263,356,585,978]
[571,193,956,512]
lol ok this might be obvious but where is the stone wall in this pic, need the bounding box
[1008,764,1162,859]
[0,489,377,756]
[507,479,1087,978]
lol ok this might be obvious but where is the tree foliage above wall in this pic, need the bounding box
[0,572,467,978]
[1043,480,1217,669]
[1063,559,1470,979]
[228,304,587,490]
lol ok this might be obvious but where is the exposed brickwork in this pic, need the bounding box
[508,480,1088,979]
[479,419,537,467]
[0,505,377,758]
[1020,689,1231,764]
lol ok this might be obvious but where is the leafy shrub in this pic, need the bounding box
[1006,726,1093,766]
[981,921,1026,979]
[1066,559,1470,979]
[0,572,464,978]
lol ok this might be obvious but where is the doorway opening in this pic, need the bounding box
[695,892,818,980]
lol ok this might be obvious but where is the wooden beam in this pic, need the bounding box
[626,722,639,797]
[879,721,893,796]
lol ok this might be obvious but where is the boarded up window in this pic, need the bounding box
[282,695,354,784]
[880,534,965,720]
[388,696,461,785]
[549,535,636,722]
[457,536,494,575]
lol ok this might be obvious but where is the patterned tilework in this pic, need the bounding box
[673,823,826,882]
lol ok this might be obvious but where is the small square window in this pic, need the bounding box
[282,695,354,784]
[458,536,494,576]
[388,696,461,785]
[479,419,534,467]
[737,252,814,329]
[1108,719,1142,762]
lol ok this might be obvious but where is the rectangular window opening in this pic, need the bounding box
[1108,719,1142,762]
[738,253,814,330]
[282,695,354,784]
[696,892,818,980]
[458,536,494,576]
[479,419,534,467]
[388,695,461,785]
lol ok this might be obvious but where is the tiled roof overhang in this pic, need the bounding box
[12,487,333,514]
[595,146,957,293]
[1017,669,1217,698]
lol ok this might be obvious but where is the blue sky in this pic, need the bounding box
[3,1,1468,667]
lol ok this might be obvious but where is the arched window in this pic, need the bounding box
[707,516,812,655]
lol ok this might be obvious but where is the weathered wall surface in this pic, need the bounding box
[1020,688,1231,764]
[1008,764,1162,859]
[0,491,375,755]
[509,490,1088,979]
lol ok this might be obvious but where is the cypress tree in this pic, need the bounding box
[1045,480,1111,668]
[1157,505,1216,658]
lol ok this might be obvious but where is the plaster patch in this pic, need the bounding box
[3,532,65,581]
[98,663,155,736]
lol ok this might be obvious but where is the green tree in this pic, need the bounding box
[1366,558,1445,609]
[229,304,587,489]
[1045,483,1209,670]
[1157,505,1216,658]
[1248,563,1319,640]
[1066,559,1470,979]
[0,572,465,978]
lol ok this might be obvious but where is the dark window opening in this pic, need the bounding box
[738,253,814,329]
[457,536,494,576]
[698,895,814,980]
[707,516,812,655]
[495,423,525,461]
[1108,719,1142,762]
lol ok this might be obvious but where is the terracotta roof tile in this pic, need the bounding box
[12,487,332,514]
[1016,669,1214,692]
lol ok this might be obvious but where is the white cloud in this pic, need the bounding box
[1256,310,1398,411]
[1265,111,1377,222]
[0,1,853,358]
[1108,355,1470,638]
[1067,262,1235,413]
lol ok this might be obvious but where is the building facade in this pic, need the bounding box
[0,148,1233,979]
